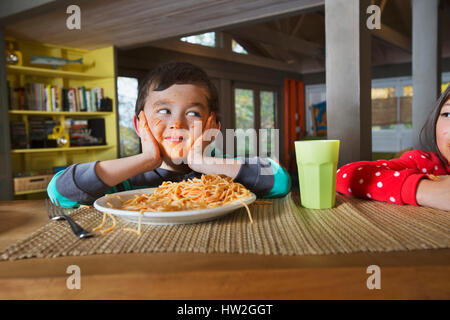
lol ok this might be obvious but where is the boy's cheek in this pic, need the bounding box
[151,124,165,141]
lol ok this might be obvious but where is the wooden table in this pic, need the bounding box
[0,199,449,299]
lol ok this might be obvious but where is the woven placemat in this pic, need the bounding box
[1,193,449,260]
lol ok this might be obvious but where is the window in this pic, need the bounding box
[117,77,140,158]
[260,91,276,156]
[181,32,216,47]
[234,86,277,158]
[371,87,396,99]
[235,89,254,129]
[403,85,413,97]
[371,87,397,130]
[232,40,248,54]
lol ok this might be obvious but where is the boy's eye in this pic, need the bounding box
[186,111,201,117]
[157,108,171,115]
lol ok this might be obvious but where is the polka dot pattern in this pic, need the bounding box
[335,150,448,206]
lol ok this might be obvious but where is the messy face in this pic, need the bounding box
[436,98,450,164]
[143,84,210,163]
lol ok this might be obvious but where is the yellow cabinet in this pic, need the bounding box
[6,38,117,199]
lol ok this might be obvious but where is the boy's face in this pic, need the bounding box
[141,84,211,162]
[436,98,450,163]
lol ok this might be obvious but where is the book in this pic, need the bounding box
[80,86,87,112]
[62,88,69,111]
[9,83,105,113]
[45,84,51,111]
[68,88,76,112]
[10,121,28,149]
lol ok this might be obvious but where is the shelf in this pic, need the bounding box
[7,65,110,80]
[6,42,117,200]
[11,145,113,154]
[9,110,114,116]
[14,189,47,196]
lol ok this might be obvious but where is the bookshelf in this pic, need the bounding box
[6,38,118,199]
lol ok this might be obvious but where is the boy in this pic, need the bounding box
[48,62,291,208]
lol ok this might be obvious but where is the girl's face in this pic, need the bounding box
[436,98,450,163]
[143,84,211,163]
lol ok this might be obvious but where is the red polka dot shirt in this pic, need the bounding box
[336,150,450,206]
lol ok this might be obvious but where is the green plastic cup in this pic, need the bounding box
[294,140,340,209]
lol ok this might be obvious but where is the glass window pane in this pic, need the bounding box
[403,85,413,97]
[400,86,412,125]
[260,91,275,157]
[235,88,254,158]
[232,40,248,54]
[235,88,254,129]
[372,87,397,127]
[181,32,216,47]
[260,91,275,128]
[371,87,396,99]
[117,77,140,158]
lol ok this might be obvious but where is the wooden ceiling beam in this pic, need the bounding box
[226,25,324,59]
[372,24,411,53]
[290,15,305,35]
[150,39,305,73]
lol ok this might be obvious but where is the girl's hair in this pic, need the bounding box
[419,84,450,165]
[135,62,219,120]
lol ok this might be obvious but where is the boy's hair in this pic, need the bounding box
[420,84,450,165]
[135,62,219,120]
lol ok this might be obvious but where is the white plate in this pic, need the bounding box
[93,188,256,225]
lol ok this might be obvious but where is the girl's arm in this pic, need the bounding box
[336,150,445,206]
[416,176,450,211]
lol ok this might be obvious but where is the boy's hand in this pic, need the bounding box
[416,175,450,211]
[138,111,162,170]
[187,113,220,170]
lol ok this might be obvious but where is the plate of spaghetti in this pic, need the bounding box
[93,174,256,225]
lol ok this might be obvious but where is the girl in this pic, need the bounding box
[336,85,450,211]
[48,62,291,208]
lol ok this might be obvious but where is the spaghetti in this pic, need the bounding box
[120,174,253,212]
[93,211,117,234]
[96,174,255,237]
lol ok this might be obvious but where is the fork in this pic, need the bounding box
[45,199,94,239]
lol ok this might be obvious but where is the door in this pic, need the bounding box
[233,83,278,159]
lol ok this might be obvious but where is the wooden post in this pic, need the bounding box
[0,28,14,200]
[325,0,372,166]
[411,0,440,148]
